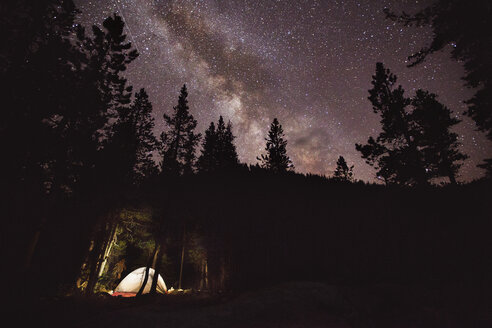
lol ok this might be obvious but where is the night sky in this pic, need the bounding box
[75,0,491,182]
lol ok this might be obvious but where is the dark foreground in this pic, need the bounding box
[10,282,492,327]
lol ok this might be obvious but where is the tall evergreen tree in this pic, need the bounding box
[198,122,218,172]
[79,14,141,295]
[131,89,159,180]
[107,88,158,186]
[356,63,427,186]
[220,119,240,169]
[385,1,492,176]
[198,116,239,172]
[357,63,468,185]
[0,1,93,287]
[76,14,140,193]
[0,0,85,197]
[333,156,354,182]
[258,118,293,172]
[411,90,468,184]
[88,14,138,135]
[160,85,201,175]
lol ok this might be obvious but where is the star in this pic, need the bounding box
[75,0,491,182]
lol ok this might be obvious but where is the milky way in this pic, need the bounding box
[75,0,491,182]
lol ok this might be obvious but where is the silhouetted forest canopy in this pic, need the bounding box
[1,1,491,326]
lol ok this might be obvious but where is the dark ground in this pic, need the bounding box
[9,282,492,327]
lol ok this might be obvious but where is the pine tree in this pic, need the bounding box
[0,0,95,281]
[132,89,159,180]
[385,1,492,177]
[160,85,201,175]
[355,63,427,186]
[88,14,138,132]
[198,122,218,172]
[83,14,141,191]
[333,156,354,182]
[197,116,239,172]
[0,0,86,197]
[357,63,468,185]
[78,14,141,295]
[411,90,467,184]
[222,120,240,169]
[108,88,158,185]
[257,118,293,172]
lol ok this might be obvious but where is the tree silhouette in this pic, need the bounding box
[89,14,138,125]
[76,13,141,295]
[357,63,467,185]
[258,118,294,172]
[160,85,201,175]
[0,0,84,197]
[198,122,218,172]
[0,1,110,283]
[384,1,492,176]
[333,156,354,182]
[131,89,159,180]
[356,62,426,186]
[106,88,158,186]
[198,116,239,173]
[75,13,140,194]
[411,90,468,184]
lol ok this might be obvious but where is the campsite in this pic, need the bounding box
[3,0,492,327]
[8,176,492,327]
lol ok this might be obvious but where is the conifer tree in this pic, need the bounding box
[108,88,158,185]
[132,89,159,180]
[88,14,138,133]
[160,85,201,175]
[356,62,427,185]
[333,156,354,182]
[385,1,492,177]
[221,119,240,169]
[0,0,85,196]
[198,122,218,172]
[83,14,141,191]
[411,90,467,184]
[77,14,141,295]
[198,116,239,172]
[357,63,468,185]
[258,118,293,172]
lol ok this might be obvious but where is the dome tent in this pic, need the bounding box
[113,267,167,297]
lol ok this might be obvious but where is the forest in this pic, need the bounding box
[2,1,492,327]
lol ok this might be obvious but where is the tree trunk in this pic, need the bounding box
[150,241,163,295]
[85,218,116,295]
[137,243,159,296]
[136,266,151,297]
[199,259,208,291]
[84,229,106,295]
[178,224,186,290]
[152,243,160,268]
[98,223,118,277]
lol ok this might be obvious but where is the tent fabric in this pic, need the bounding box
[113,267,167,296]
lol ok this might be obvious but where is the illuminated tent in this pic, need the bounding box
[113,267,167,297]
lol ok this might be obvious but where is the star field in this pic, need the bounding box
[75,0,491,182]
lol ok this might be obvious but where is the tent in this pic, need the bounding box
[112,267,167,297]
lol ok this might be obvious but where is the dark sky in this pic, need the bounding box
[75,0,491,182]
